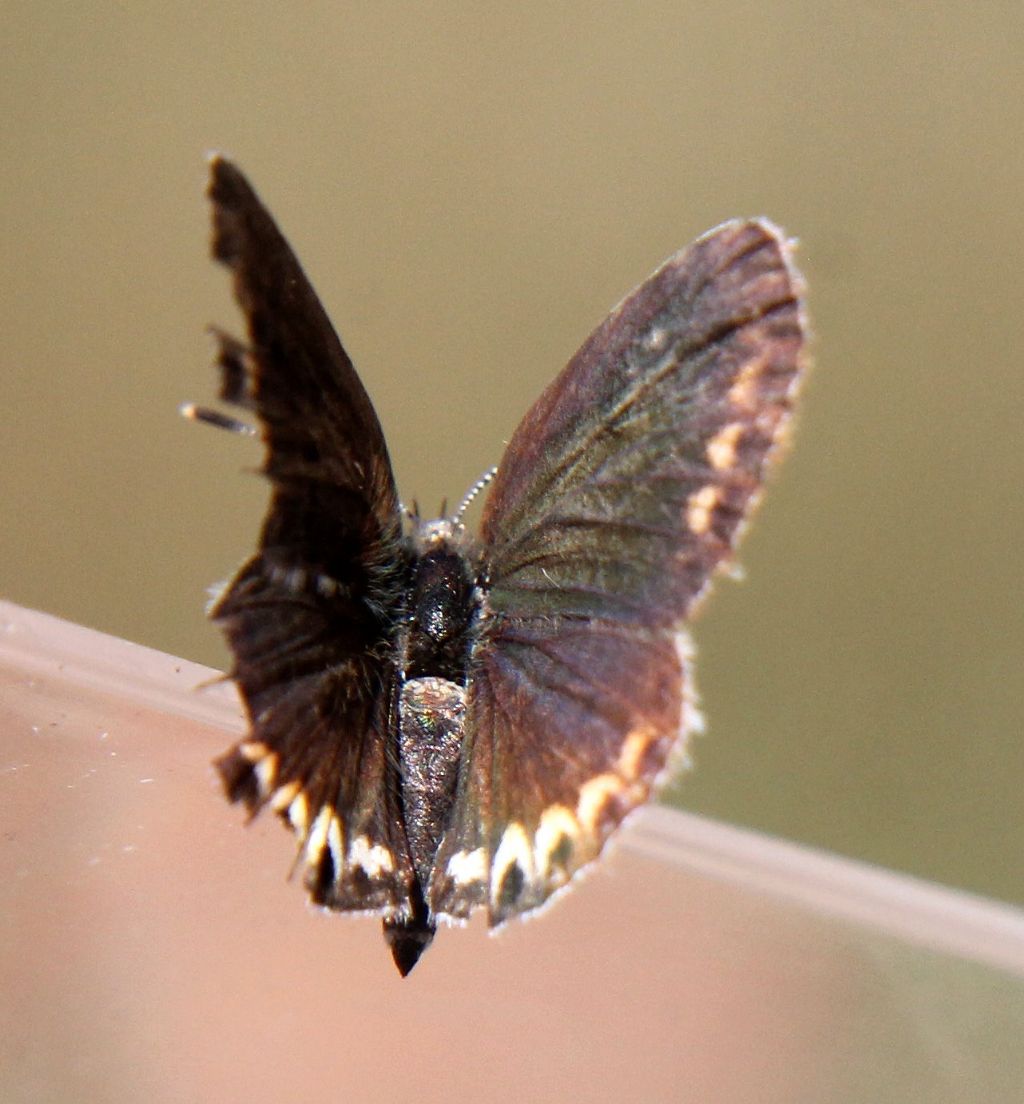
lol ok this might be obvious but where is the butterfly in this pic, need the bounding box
[186,155,807,976]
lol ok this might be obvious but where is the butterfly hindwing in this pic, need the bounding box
[205,157,416,921]
[430,621,688,923]
[433,220,806,925]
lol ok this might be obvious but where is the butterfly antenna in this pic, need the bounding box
[453,466,498,526]
[180,402,257,436]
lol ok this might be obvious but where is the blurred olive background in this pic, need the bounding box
[2,5,1021,907]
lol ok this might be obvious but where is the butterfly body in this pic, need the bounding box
[191,156,807,975]
[388,522,479,968]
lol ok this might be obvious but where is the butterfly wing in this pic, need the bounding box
[205,157,416,919]
[430,220,806,923]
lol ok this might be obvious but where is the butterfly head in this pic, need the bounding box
[414,516,458,543]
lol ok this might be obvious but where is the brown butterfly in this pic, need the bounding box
[186,156,807,975]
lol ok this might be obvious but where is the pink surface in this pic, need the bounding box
[2,602,1023,1103]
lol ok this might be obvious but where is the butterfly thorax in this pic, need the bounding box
[403,521,480,683]
[397,520,481,886]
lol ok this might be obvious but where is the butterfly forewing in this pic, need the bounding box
[483,220,804,622]
[205,157,416,922]
[433,220,806,925]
